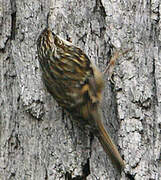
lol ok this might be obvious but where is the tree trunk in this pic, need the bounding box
[0,0,160,179]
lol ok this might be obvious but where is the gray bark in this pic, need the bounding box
[0,0,161,179]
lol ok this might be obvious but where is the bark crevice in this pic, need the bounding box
[10,0,17,40]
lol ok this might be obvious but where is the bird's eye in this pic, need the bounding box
[54,36,63,46]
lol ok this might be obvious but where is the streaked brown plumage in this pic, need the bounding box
[37,28,125,171]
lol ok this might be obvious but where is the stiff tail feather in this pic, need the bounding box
[96,118,125,171]
[91,108,125,171]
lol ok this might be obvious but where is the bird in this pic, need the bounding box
[37,27,125,171]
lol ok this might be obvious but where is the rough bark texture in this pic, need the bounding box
[0,0,161,179]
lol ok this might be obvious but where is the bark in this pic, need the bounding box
[0,0,161,179]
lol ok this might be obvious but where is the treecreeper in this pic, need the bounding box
[37,27,125,171]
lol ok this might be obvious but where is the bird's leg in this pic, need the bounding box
[103,49,131,83]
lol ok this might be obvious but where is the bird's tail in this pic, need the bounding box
[91,108,125,171]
